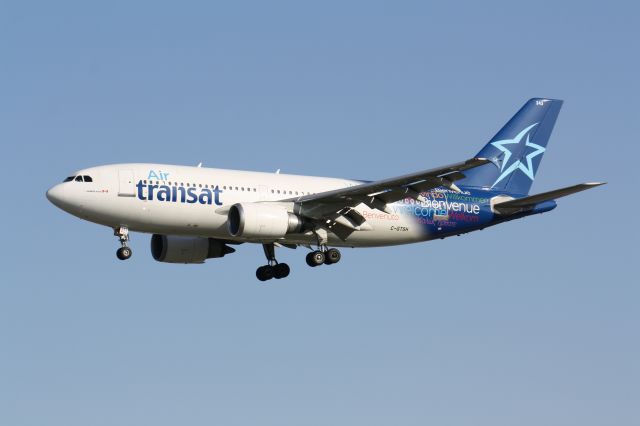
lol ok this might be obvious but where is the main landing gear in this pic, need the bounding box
[305,247,341,267]
[114,226,132,260]
[256,243,290,282]
[255,243,342,281]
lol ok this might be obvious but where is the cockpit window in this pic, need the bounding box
[63,175,93,183]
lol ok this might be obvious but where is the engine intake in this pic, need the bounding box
[228,203,303,239]
[151,234,235,264]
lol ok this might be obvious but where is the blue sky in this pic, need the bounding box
[1,1,638,425]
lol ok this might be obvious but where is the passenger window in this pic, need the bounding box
[75,176,83,182]
[63,176,74,182]
[83,175,93,182]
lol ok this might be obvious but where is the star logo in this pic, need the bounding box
[490,123,545,188]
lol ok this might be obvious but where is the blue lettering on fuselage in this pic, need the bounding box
[136,181,223,206]
[148,170,170,180]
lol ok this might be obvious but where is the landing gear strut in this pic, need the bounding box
[306,247,341,267]
[114,226,132,260]
[256,243,290,281]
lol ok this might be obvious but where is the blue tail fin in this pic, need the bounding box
[459,98,563,196]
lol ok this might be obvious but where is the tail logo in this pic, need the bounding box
[490,123,545,188]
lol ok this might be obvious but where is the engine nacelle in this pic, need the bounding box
[151,234,235,264]
[227,203,303,239]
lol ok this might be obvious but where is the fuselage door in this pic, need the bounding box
[118,170,136,197]
[257,185,268,201]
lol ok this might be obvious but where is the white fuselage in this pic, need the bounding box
[46,163,429,247]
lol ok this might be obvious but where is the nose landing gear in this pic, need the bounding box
[114,226,132,260]
[256,243,290,281]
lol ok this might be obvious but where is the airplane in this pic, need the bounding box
[46,98,604,281]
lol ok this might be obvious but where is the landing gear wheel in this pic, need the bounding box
[256,265,275,282]
[257,243,292,281]
[273,263,290,279]
[324,248,341,265]
[116,246,132,260]
[306,250,325,267]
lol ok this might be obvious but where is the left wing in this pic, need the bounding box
[292,158,489,237]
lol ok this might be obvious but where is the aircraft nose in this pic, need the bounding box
[46,184,67,208]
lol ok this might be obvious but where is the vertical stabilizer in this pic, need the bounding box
[459,98,563,195]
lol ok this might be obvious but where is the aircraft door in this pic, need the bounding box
[118,170,136,197]
[257,185,268,201]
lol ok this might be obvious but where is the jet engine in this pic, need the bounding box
[151,234,235,264]
[227,203,303,239]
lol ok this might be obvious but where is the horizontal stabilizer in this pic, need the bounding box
[493,182,605,214]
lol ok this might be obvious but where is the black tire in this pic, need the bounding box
[116,246,132,260]
[273,263,290,279]
[325,248,341,265]
[256,265,274,281]
[306,250,325,267]
[305,252,316,267]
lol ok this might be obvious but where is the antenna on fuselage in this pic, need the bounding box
[197,162,202,168]
[275,169,281,174]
